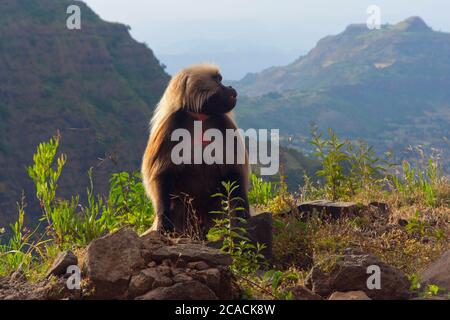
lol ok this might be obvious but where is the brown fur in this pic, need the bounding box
[141,63,249,236]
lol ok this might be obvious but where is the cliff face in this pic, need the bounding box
[0,0,170,225]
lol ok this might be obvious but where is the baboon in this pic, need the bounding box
[141,63,250,236]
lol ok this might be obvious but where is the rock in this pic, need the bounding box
[297,200,361,219]
[84,228,145,299]
[128,269,156,298]
[150,243,232,266]
[305,267,331,297]
[328,291,371,300]
[135,281,217,300]
[190,267,238,300]
[153,275,174,289]
[173,273,193,283]
[3,230,239,300]
[369,202,389,213]
[306,250,410,300]
[46,251,78,278]
[287,285,323,300]
[155,265,172,277]
[193,268,221,294]
[187,261,210,271]
[420,250,450,292]
[247,212,273,261]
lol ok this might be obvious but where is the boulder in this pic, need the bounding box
[420,249,450,292]
[84,228,145,299]
[128,267,173,298]
[296,200,361,219]
[328,291,371,300]
[286,285,323,300]
[247,212,273,261]
[304,266,331,297]
[192,268,221,294]
[135,281,217,300]
[187,261,210,271]
[306,249,410,300]
[46,251,78,278]
[150,243,232,266]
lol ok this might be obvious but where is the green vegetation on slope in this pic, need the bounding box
[0,0,170,226]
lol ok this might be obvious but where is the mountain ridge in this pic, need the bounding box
[233,17,450,172]
[0,0,170,226]
[235,16,447,96]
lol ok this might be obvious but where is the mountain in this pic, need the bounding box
[0,0,169,226]
[234,17,450,170]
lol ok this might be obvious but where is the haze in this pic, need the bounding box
[83,0,450,80]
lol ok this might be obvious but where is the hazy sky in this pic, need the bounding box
[83,0,450,79]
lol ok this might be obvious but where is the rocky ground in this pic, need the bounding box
[0,229,239,300]
[0,201,448,300]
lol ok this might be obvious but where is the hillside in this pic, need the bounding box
[234,17,450,170]
[0,0,170,226]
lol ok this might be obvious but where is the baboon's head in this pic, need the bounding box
[161,63,238,116]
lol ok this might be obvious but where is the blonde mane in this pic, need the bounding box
[150,63,233,136]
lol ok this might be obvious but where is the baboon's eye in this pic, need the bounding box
[214,74,223,83]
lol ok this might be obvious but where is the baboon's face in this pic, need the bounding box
[201,73,238,115]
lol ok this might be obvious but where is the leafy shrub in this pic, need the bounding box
[310,128,350,200]
[310,128,390,201]
[207,181,265,276]
[248,173,277,206]
[103,171,154,234]
[390,158,448,207]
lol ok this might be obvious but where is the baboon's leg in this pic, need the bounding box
[150,172,175,233]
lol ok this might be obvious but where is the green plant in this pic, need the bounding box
[310,128,350,200]
[409,273,421,291]
[248,173,277,206]
[103,171,154,234]
[390,158,444,207]
[262,269,299,300]
[207,181,266,276]
[72,168,108,245]
[346,140,387,196]
[0,198,50,276]
[26,134,68,244]
[405,211,428,237]
[310,129,390,201]
[24,135,154,247]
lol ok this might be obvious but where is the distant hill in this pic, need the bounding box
[0,0,169,226]
[234,17,450,170]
